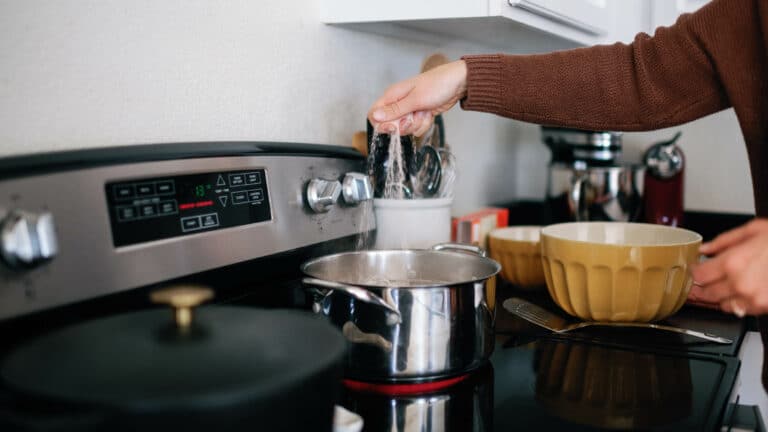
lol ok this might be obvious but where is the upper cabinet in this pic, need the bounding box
[505,0,613,37]
[319,0,647,52]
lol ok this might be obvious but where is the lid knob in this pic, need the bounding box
[150,285,214,328]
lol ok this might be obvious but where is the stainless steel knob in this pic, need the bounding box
[0,210,58,268]
[306,179,342,213]
[342,172,373,205]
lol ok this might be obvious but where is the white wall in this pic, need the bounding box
[0,0,754,216]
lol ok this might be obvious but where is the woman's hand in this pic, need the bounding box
[689,218,768,317]
[367,60,468,136]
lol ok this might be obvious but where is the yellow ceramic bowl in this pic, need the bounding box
[540,222,702,322]
[488,226,545,289]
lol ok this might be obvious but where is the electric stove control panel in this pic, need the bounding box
[106,169,271,246]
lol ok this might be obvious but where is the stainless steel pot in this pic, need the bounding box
[546,163,645,222]
[301,244,501,382]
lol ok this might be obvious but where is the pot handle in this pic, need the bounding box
[302,277,402,319]
[431,242,487,257]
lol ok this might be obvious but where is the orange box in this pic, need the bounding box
[451,207,509,249]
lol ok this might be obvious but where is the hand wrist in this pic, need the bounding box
[454,60,468,100]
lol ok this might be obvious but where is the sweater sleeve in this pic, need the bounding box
[460,0,741,131]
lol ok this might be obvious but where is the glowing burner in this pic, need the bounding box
[343,373,471,396]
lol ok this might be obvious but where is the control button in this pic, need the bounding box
[231,191,249,205]
[218,196,228,207]
[158,200,177,215]
[114,185,135,200]
[156,181,175,195]
[181,216,201,232]
[245,172,261,184]
[247,188,264,202]
[200,213,219,228]
[306,179,342,213]
[136,183,156,196]
[342,172,374,205]
[139,204,158,218]
[117,206,138,221]
[0,211,58,269]
[229,174,245,187]
[216,175,227,186]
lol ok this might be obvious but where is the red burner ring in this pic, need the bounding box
[343,373,470,396]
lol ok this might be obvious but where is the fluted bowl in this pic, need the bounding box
[488,226,545,289]
[540,222,702,322]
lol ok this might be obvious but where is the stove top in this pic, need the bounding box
[339,283,750,432]
[491,336,738,431]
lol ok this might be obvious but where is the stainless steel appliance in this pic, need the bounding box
[0,142,373,431]
[643,131,686,226]
[543,127,645,222]
[0,142,373,319]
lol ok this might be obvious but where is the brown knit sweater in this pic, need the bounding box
[461,0,768,216]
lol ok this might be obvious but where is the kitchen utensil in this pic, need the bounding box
[1,286,347,431]
[534,339,693,429]
[503,297,732,344]
[436,147,456,198]
[366,117,444,199]
[420,52,450,73]
[488,226,545,288]
[371,197,452,249]
[409,144,442,197]
[643,131,685,226]
[352,131,369,156]
[302,243,500,382]
[547,163,645,222]
[540,222,702,322]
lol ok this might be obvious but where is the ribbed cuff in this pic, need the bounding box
[460,54,504,113]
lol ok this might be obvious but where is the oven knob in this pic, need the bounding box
[342,173,373,205]
[0,210,58,269]
[306,179,342,213]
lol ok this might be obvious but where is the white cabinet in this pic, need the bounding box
[503,0,612,37]
[319,0,646,51]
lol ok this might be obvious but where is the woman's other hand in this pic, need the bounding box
[689,219,768,317]
[368,60,468,136]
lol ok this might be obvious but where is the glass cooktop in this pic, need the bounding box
[341,285,746,432]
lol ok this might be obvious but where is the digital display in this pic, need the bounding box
[106,169,271,246]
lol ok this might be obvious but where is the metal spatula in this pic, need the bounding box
[502,297,732,344]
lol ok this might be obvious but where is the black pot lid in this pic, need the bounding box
[0,304,345,412]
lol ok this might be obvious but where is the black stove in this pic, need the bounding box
[0,143,761,431]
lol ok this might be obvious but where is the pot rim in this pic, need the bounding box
[301,249,500,288]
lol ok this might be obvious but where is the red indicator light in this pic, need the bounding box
[195,200,213,208]
[179,203,195,210]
